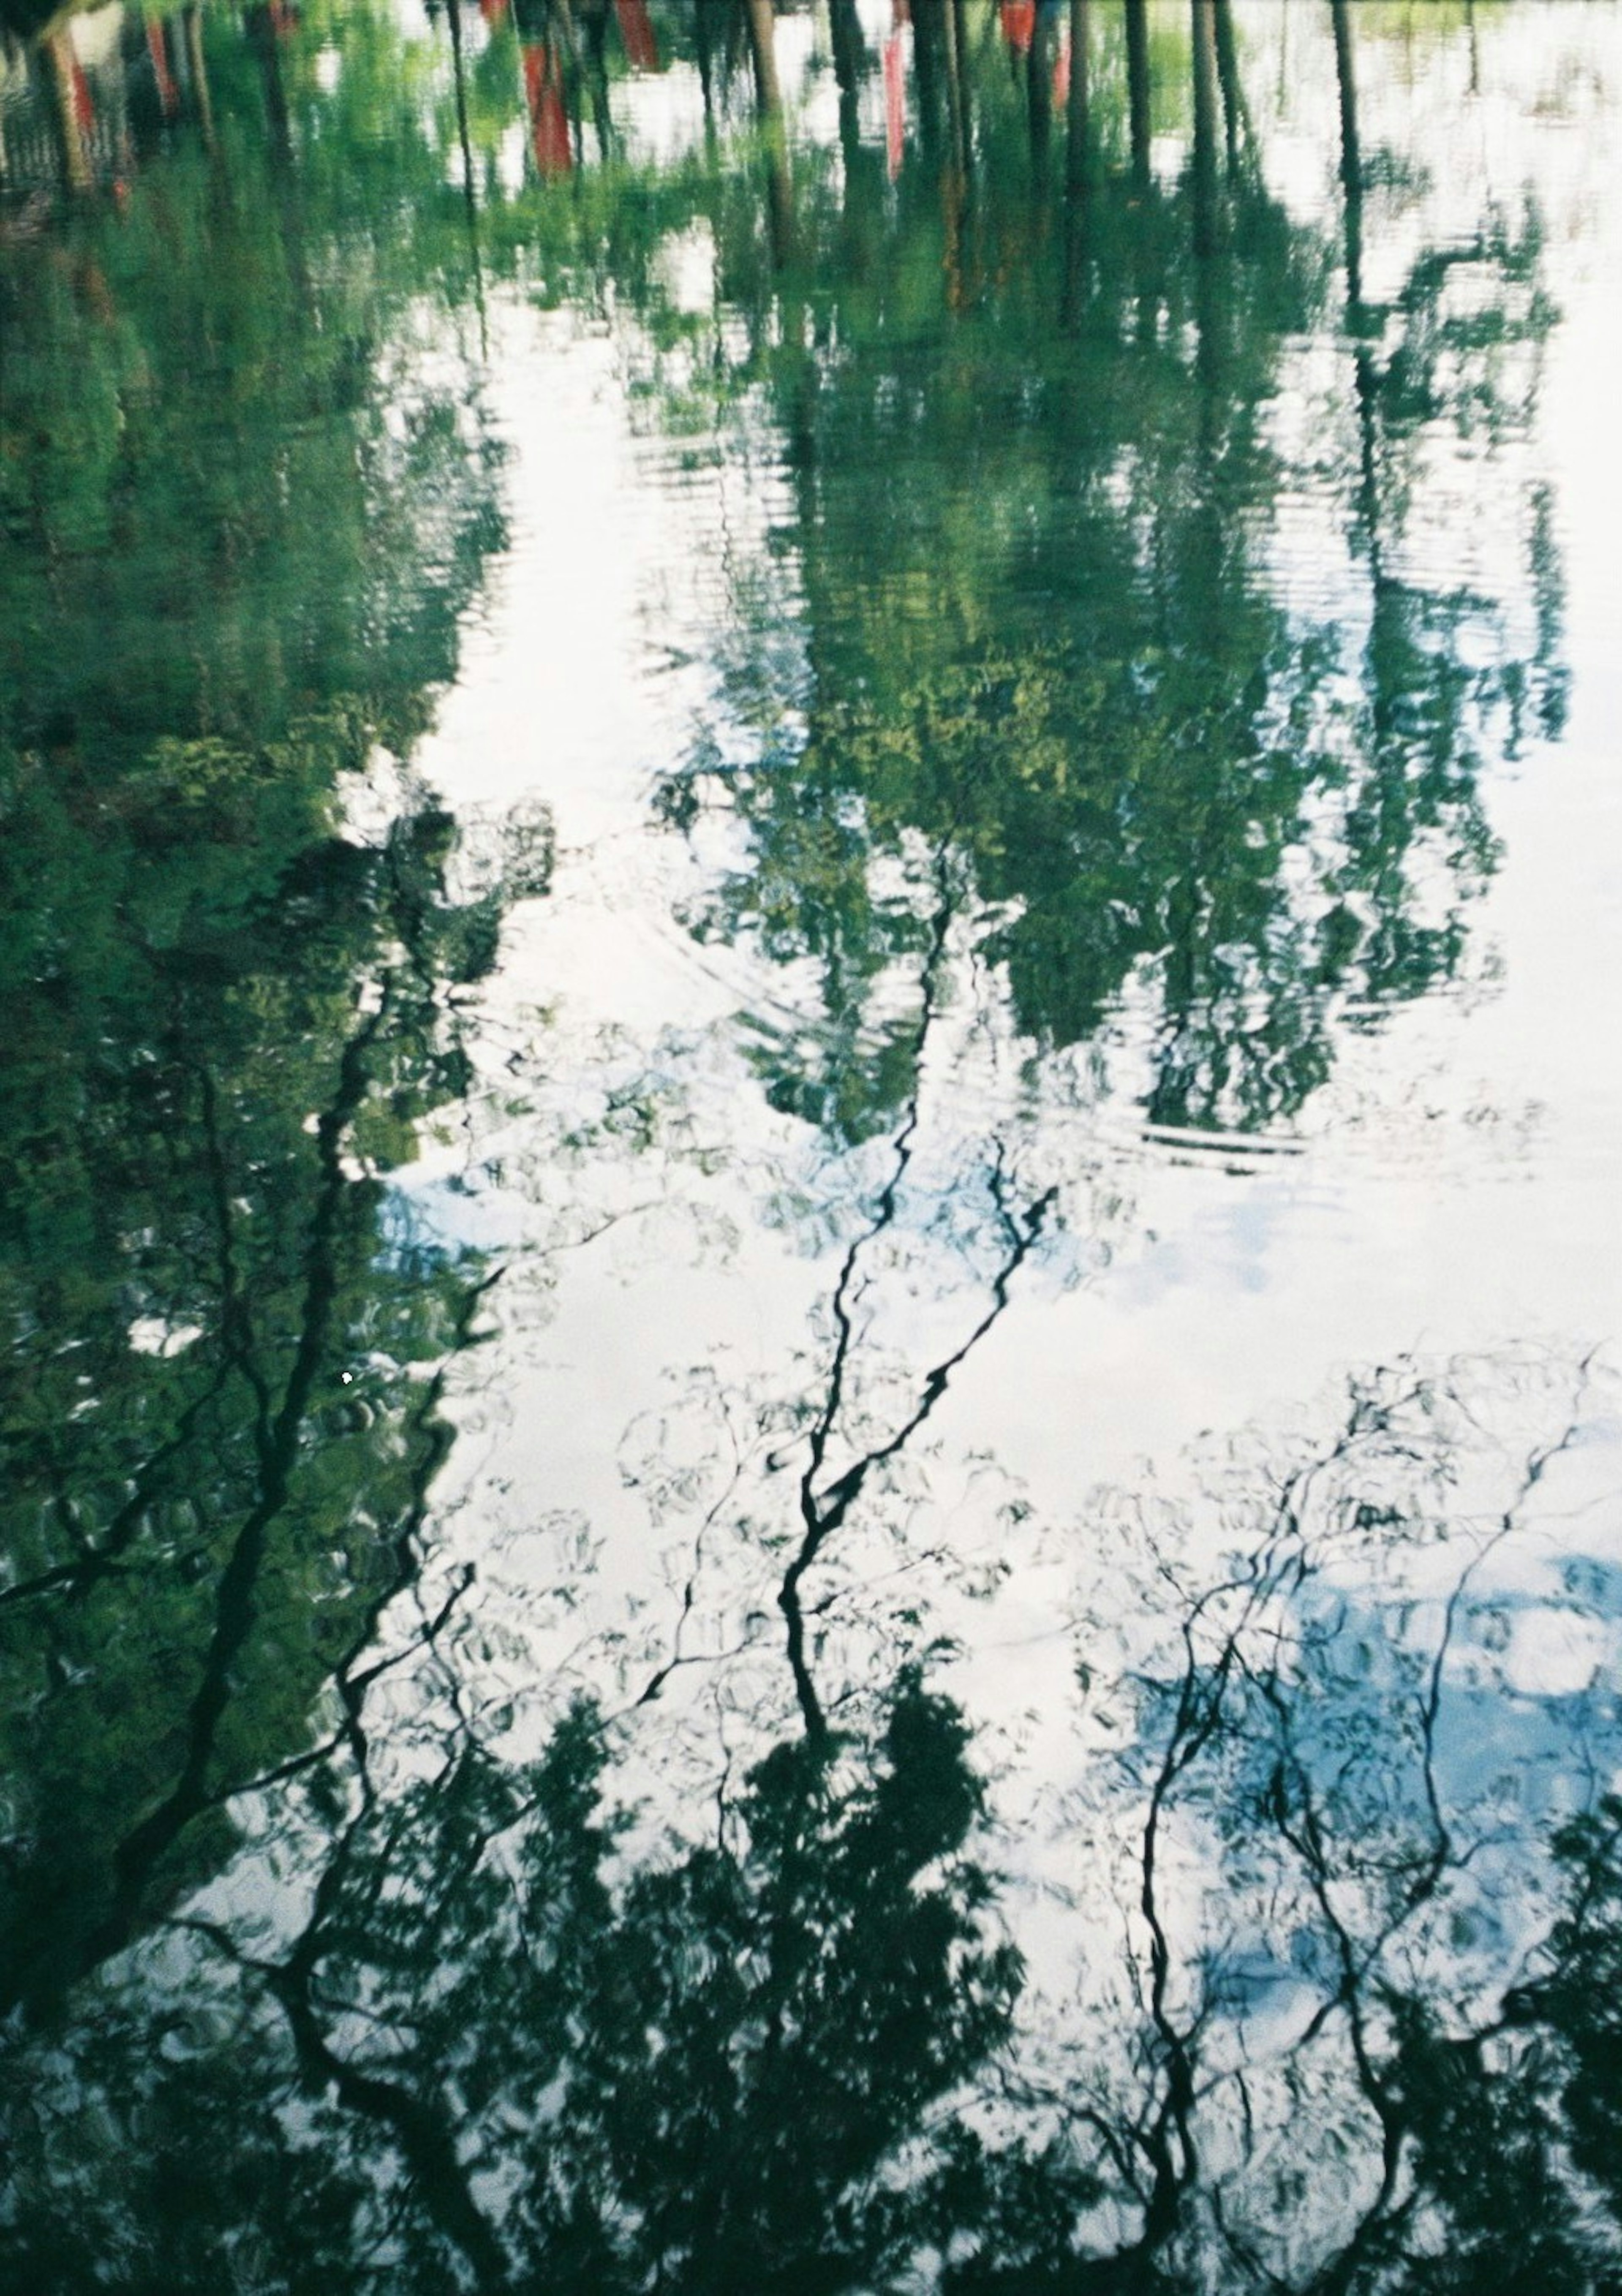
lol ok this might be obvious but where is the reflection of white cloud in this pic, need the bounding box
[1502,1603,1614,1697]
[127,1317,203,1358]
[608,61,708,166]
[653,221,717,318]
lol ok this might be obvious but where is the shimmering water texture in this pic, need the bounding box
[3,1,1622,2289]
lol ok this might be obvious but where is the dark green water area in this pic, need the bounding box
[3,1,1622,2286]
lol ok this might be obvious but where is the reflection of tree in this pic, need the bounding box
[0,730,540,2012]
[0,8,1608,2289]
[0,5,521,2012]
[0,38,499,778]
[762,870,1059,1739]
[634,5,1565,1145]
[1047,1348,1622,2290]
[5,1358,1622,2291]
[0,1667,1076,2294]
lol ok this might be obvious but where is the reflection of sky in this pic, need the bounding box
[381,57,1622,2199]
[379,1169,523,1259]
[395,3,1622,1768]
[36,0,1606,2246]
[1197,1557,1622,2035]
[4,3,1619,2269]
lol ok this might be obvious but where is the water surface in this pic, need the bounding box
[3,3,1622,2288]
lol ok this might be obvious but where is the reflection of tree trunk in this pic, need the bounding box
[828,0,865,173]
[521,39,574,178]
[447,5,478,226]
[910,6,969,305]
[694,0,720,138]
[270,1938,509,2290]
[1065,0,1091,192]
[1333,0,1381,559]
[1212,0,1241,171]
[446,1,487,347]
[1026,3,1054,184]
[182,3,214,151]
[1331,0,1363,308]
[612,0,657,70]
[245,3,292,174]
[1190,0,1219,264]
[145,14,180,120]
[1332,0,1404,909]
[943,0,970,177]
[245,4,308,317]
[744,0,792,264]
[244,1644,506,2294]
[43,29,91,190]
[1062,0,1092,326]
[1184,0,1228,1068]
[1124,0,1158,345]
[913,0,944,161]
[578,0,614,159]
[744,0,782,115]
[1125,0,1151,187]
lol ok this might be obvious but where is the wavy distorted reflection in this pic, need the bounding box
[0,3,1617,2291]
[3,1351,1619,2292]
[641,0,1564,1146]
[0,0,525,2006]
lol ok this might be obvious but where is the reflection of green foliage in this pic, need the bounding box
[0,14,501,774]
[0,7,1598,2285]
[1513,1799,1622,2228]
[0,727,522,2011]
[0,1670,1100,2293]
[1353,1801,1622,2295]
[5,1657,1622,2293]
[598,20,1559,1145]
[0,0,518,2012]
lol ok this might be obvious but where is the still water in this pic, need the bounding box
[2,0,1621,2286]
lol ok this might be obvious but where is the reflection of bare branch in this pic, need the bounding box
[1063,1349,1612,2283]
[632,1388,748,1708]
[174,1777,512,2292]
[1407,1357,1597,1917]
[73,989,395,1986]
[782,1135,1056,1738]
[268,1951,508,2295]
[777,882,952,1737]
[727,870,1062,1735]
[223,1562,481,1810]
[1126,1561,1273,2261]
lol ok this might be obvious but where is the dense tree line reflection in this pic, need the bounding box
[642,1,1563,1144]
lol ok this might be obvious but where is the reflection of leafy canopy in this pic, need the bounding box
[617,22,1560,1146]
[5,1649,1622,2293]
[1355,1800,1622,2296]
[0,10,1600,2290]
[1523,1801,1622,2222]
[0,731,521,2013]
[0,75,502,775]
[0,1670,1100,2293]
[0,2,515,2014]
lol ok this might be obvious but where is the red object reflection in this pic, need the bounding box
[522,42,572,177]
[884,31,906,180]
[1001,1,1034,55]
[614,0,658,70]
[146,16,179,117]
